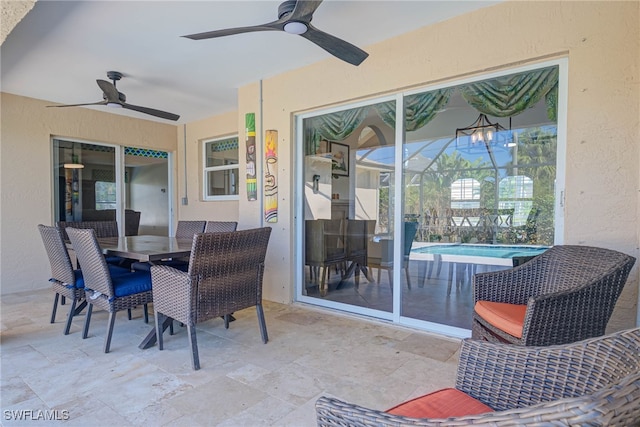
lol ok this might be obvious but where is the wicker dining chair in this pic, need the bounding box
[175,220,206,238]
[38,224,88,335]
[66,227,154,353]
[150,227,272,370]
[204,221,238,233]
[472,245,636,346]
[316,327,640,426]
[38,224,131,335]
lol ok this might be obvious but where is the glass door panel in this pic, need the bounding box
[301,102,396,314]
[401,66,558,329]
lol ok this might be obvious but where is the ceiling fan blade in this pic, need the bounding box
[301,24,369,66]
[122,103,180,121]
[96,79,121,103]
[183,20,284,40]
[47,101,108,108]
[289,0,323,22]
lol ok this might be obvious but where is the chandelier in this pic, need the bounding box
[455,113,506,149]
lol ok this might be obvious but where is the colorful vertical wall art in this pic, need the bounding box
[245,113,257,201]
[264,130,278,223]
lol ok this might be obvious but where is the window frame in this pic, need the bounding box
[202,135,240,201]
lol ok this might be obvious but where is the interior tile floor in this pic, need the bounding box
[1,289,461,426]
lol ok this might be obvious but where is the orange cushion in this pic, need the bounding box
[475,301,527,338]
[386,388,493,418]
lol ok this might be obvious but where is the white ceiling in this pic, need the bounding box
[1,0,499,124]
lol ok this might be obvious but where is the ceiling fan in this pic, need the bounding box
[47,71,180,121]
[183,0,369,66]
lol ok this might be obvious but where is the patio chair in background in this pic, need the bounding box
[316,327,640,426]
[132,220,208,272]
[150,227,272,370]
[66,227,153,353]
[305,219,347,295]
[368,221,418,291]
[473,245,636,346]
[204,221,238,233]
[175,220,206,238]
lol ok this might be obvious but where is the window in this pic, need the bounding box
[203,136,239,200]
[95,181,116,210]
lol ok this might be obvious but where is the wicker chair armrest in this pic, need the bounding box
[473,266,542,305]
[150,264,194,324]
[317,380,639,427]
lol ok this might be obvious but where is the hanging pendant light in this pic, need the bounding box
[63,150,84,169]
[455,113,506,149]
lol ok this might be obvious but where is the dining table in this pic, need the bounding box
[66,234,198,349]
[96,235,194,263]
[92,235,195,349]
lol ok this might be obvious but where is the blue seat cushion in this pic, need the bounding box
[73,269,85,288]
[131,262,151,272]
[60,266,129,290]
[112,271,152,298]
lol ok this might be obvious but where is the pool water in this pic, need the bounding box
[412,244,549,259]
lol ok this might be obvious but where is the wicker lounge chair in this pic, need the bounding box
[316,327,640,426]
[66,227,153,353]
[150,227,272,370]
[472,245,636,346]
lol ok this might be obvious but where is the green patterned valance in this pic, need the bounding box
[375,89,454,132]
[306,106,370,154]
[459,66,558,119]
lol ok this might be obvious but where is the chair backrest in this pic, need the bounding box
[305,219,346,264]
[525,245,636,296]
[346,219,375,260]
[204,221,238,233]
[175,220,206,239]
[66,227,114,297]
[403,221,418,257]
[187,227,272,322]
[57,220,118,241]
[124,210,141,236]
[38,224,76,285]
[457,327,640,412]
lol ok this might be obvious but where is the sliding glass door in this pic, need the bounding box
[297,60,564,336]
[52,139,170,237]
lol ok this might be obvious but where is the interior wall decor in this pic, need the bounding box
[245,113,257,201]
[330,142,349,177]
[264,130,278,223]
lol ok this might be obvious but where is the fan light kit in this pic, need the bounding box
[283,21,307,35]
[183,0,368,66]
[46,71,180,121]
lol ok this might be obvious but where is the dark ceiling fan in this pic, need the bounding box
[47,71,180,121]
[183,0,369,66]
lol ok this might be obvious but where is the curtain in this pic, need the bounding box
[374,88,453,132]
[458,66,559,118]
[305,106,370,155]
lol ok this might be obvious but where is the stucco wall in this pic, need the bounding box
[236,1,639,326]
[0,93,177,294]
[1,1,638,330]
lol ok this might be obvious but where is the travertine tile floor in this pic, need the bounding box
[1,289,461,426]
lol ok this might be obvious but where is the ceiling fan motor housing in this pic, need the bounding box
[278,0,298,19]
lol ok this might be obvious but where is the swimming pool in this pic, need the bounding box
[411,244,549,266]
